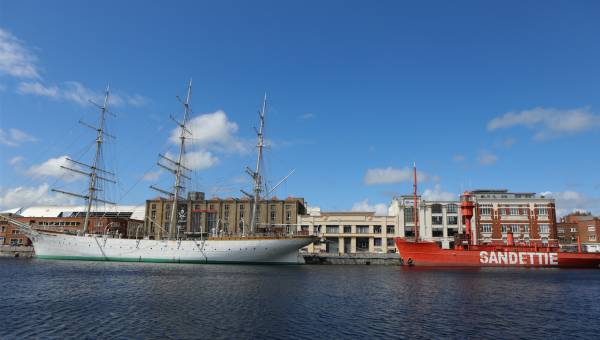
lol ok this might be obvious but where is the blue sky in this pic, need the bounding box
[1,0,599,216]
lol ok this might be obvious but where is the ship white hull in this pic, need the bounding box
[31,232,316,264]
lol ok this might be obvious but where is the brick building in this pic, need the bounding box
[144,192,306,239]
[470,190,557,245]
[0,205,145,246]
[557,212,600,252]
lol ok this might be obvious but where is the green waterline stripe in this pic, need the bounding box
[34,255,302,265]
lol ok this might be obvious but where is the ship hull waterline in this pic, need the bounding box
[31,232,317,265]
[395,238,600,268]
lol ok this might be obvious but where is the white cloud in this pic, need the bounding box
[477,151,498,165]
[142,170,162,181]
[8,155,23,166]
[0,183,76,210]
[487,107,600,140]
[165,111,247,171]
[539,190,600,217]
[422,184,456,201]
[16,81,58,97]
[364,167,431,185]
[126,94,149,107]
[17,81,149,108]
[0,128,37,146]
[351,199,388,216]
[0,28,39,79]
[26,155,84,182]
[183,150,219,170]
[173,110,247,153]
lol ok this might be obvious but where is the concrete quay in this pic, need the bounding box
[303,253,401,265]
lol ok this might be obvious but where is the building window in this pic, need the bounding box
[432,204,442,214]
[570,227,577,233]
[480,205,492,215]
[373,225,381,234]
[239,204,245,210]
[590,235,597,241]
[386,225,395,234]
[537,207,548,216]
[270,211,276,221]
[482,224,492,233]
[151,204,156,210]
[326,225,339,234]
[356,225,369,234]
[539,224,550,234]
[224,205,230,211]
[447,204,458,213]
[448,228,458,236]
[12,230,20,235]
[523,224,529,233]
[356,238,369,252]
[404,207,414,223]
[588,226,595,232]
[374,238,382,247]
[447,216,458,225]
[510,208,519,216]
[501,224,508,233]
[224,211,229,221]
[510,224,519,233]
[343,225,352,233]
[285,211,291,221]
[387,238,395,246]
[432,228,443,237]
[432,216,443,225]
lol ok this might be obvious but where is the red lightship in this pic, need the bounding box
[395,166,600,268]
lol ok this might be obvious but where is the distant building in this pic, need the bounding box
[298,210,398,254]
[557,212,600,252]
[389,195,462,249]
[470,189,557,245]
[144,192,306,239]
[299,196,462,255]
[300,189,558,256]
[0,205,145,246]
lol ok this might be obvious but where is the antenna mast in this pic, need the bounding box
[413,162,419,242]
[246,93,267,235]
[151,80,193,240]
[52,85,116,234]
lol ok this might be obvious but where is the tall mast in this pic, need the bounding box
[413,162,419,242]
[52,85,116,234]
[150,80,193,240]
[246,93,267,235]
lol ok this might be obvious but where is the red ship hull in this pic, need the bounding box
[395,238,600,268]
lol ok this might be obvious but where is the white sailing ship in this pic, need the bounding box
[2,81,316,264]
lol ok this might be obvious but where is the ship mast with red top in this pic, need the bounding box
[413,162,419,242]
[460,191,475,246]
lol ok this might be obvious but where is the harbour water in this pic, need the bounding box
[1,258,599,339]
